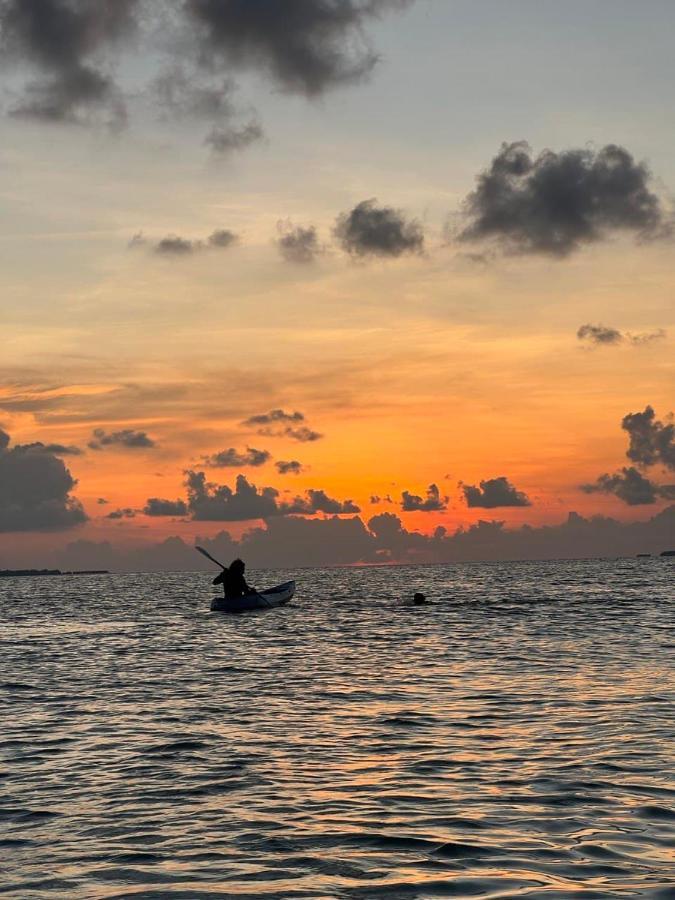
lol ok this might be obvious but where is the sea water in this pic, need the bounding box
[1,557,673,899]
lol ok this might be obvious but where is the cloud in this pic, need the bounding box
[577,324,623,345]
[154,235,195,256]
[370,494,393,504]
[276,460,304,475]
[205,121,264,155]
[151,229,238,256]
[183,0,412,97]
[281,489,360,515]
[276,221,322,264]
[334,198,424,258]
[201,446,270,467]
[243,409,305,427]
[17,441,83,456]
[401,483,447,512]
[458,142,670,257]
[185,470,280,521]
[578,324,667,347]
[622,406,675,471]
[462,476,532,508]
[0,428,87,532]
[0,0,139,124]
[88,428,155,450]
[242,409,322,442]
[580,466,675,506]
[284,426,322,442]
[97,497,109,505]
[207,228,238,248]
[143,497,189,517]
[35,505,675,571]
[106,507,136,520]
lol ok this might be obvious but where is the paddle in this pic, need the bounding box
[195,545,226,569]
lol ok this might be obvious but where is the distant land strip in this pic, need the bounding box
[0,569,110,577]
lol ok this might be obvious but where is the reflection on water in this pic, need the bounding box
[1,558,673,898]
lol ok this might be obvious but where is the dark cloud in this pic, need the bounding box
[622,406,675,471]
[401,483,447,512]
[627,329,667,346]
[462,476,531,508]
[88,428,155,450]
[106,507,136,520]
[243,409,305,427]
[201,446,270,467]
[205,121,264,155]
[276,221,321,264]
[143,497,189,517]
[580,466,675,506]
[208,228,238,248]
[183,0,411,97]
[97,497,109,505]
[18,441,82,456]
[243,409,322,442]
[459,142,669,257]
[38,505,675,570]
[0,429,86,532]
[282,489,360,515]
[284,426,322,442]
[577,324,623,345]
[185,470,280,521]
[370,494,393,504]
[154,235,195,256]
[0,0,138,124]
[334,198,424,258]
[577,324,667,347]
[276,460,304,475]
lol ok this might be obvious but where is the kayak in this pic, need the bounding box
[211,580,295,613]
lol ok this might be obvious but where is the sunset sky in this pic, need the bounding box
[1,0,673,568]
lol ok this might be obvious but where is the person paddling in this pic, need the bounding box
[213,558,255,601]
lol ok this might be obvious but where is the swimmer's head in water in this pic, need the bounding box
[413,592,427,605]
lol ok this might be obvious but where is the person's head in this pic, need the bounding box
[229,558,245,574]
[413,592,426,605]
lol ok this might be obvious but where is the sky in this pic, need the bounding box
[0,0,674,569]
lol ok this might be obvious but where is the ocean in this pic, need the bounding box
[1,557,673,899]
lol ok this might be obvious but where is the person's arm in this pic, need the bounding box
[212,570,225,585]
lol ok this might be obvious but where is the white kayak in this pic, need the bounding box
[210,580,295,613]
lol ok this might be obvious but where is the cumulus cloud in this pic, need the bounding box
[459,142,669,257]
[205,121,264,155]
[334,198,424,258]
[622,406,675,471]
[276,460,304,475]
[580,466,675,506]
[37,505,675,571]
[88,428,155,450]
[0,0,139,124]
[462,476,532,508]
[243,409,305,427]
[578,324,667,347]
[242,409,323,442]
[143,497,189,517]
[0,428,87,532]
[183,0,412,97]
[401,483,447,512]
[17,440,82,456]
[185,470,280,521]
[201,446,270,467]
[276,221,322,264]
[282,489,360,515]
[577,324,623,345]
[151,229,238,256]
[106,507,136,520]
[0,0,411,146]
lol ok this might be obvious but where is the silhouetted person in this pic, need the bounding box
[213,558,254,600]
